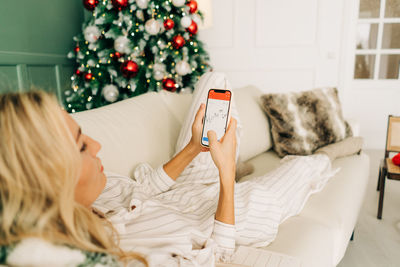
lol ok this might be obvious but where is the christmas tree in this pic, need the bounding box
[65,0,212,113]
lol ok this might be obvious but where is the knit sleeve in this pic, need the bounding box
[211,220,236,263]
[133,162,176,196]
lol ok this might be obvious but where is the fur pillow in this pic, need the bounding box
[260,87,353,157]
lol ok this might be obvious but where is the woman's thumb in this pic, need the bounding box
[207,130,217,146]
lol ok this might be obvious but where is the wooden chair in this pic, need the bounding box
[377,115,400,219]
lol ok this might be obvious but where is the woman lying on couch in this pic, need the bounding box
[0,72,362,266]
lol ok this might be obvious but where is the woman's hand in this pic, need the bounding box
[189,103,210,153]
[207,117,237,184]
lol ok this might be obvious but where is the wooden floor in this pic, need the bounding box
[338,150,400,267]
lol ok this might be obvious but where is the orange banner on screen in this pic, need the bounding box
[209,89,231,101]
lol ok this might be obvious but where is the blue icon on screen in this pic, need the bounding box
[202,137,208,142]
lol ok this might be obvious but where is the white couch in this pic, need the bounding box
[72,85,370,267]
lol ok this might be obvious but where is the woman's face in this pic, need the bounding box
[62,110,106,207]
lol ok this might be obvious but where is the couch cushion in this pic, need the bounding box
[261,216,334,267]
[233,86,272,161]
[298,153,370,265]
[71,91,181,177]
[239,151,369,266]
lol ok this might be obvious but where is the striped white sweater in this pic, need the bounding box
[93,153,335,267]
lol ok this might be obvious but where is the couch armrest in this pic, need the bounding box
[346,118,360,137]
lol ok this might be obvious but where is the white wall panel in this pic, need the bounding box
[199,0,234,48]
[224,69,315,93]
[198,0,329,92]
[255,0,318,47]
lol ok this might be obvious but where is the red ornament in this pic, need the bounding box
[112,0,128,10]
[83,0,99,11]
[74,46,80,53]
[393,153,400,166]
[172,35,185,49]
[187,0,198,13]
[163,19,175,30]
[162,78,176,92]
[76,69,82,75]
[84,72,93,81]
[187,20,198,34]
[121,60,139,78]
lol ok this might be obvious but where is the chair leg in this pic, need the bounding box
[350,230,354,241]
[377,167,386,219]
[377,167,381,191]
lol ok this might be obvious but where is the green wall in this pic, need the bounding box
[0,0,84,104]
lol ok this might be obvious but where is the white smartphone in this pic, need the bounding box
[201,89,232,147]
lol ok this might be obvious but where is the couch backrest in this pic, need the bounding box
[234,85,272,161]
[72,86,272,177]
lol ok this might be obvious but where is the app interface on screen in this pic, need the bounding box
[202,91,230,145]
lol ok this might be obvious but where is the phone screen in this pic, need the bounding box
[201,89,232,147]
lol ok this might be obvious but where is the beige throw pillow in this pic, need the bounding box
[260,87,353,157]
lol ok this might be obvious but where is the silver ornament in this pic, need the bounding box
[114,36,131,54]
[145,19,160,35]
[172,0,185,7]
[153,70,164,80]
[175,60,191,76]
[153,63,166,72]
[180,16,192,28]
[102,84,119,102]
[136,0,148,9]
[192,13,202,25]
[84,26,101,43]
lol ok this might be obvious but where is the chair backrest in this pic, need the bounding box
[385,115,400,157]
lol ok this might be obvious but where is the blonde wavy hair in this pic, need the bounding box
[0,90,146,265]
